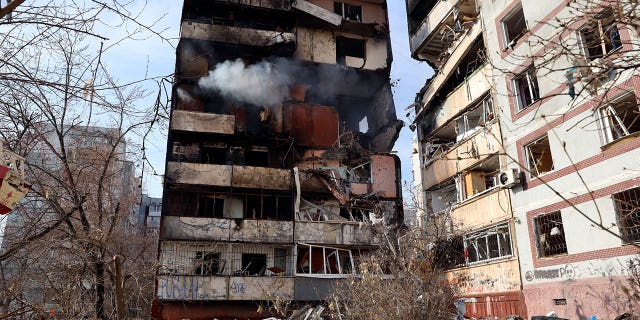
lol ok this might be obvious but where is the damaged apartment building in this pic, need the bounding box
[407,0,525,318]
[409,0,640,319]
[153,1,402,319]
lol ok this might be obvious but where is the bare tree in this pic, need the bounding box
[0,1,170,319]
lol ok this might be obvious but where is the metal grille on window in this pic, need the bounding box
[534,211,567,257]
[159,241,294,276]
[614,187,640,243]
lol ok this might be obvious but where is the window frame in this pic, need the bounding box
[598,92,640,144]
[464,222,513,265]
[613,187,640,243]
[524,134,554,177]
[334,2,362,22]
[512,66,540,112]
[533,211,568,258]
[501,4,527,49]
[578,7,622,61]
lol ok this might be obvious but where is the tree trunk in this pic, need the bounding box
[94,256,106,320]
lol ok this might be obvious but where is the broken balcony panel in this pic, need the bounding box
[227,276,294,300]
[284,104,339,147]
[194,0,292,11]
[294,278,343,300]
[231,166,291,190]
[166,162,291,190]
[416,22,483,117]
[422,121,502,190]
[410,0,478,62]
[171,110,235,135]
[423,64,492,133]
[294,221,382,245]
[181,22,296,47]
[446,258,520,295]
[371,155,397,198]
[292,0,343,26]
[166,162,233,187]
[229,220,294,243]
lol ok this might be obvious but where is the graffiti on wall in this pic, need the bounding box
[158,276,218,300]
[230,280,247,295]
[525,258,632,283]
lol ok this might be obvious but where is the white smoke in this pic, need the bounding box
[176,87,194,104]
[198,58,295,106]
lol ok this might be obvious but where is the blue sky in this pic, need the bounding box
[106,1,433,198]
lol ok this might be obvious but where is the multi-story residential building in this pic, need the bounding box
[153,1,403,319]
[139,194,162,232]
[486,1,640,318]
[409,0,640,318]
[407,0,525,318]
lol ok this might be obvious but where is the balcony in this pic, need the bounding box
[421,63,492,131]
[446,259,521,295]
[451,188,512,230]
[422,121,502,190]
[161,216,294,243]
[180,21,295,47]
[157,275,294,301]
[166,162,291,190]
[294,221,382,245]
[170,110,235,135]
[409,0,477,62]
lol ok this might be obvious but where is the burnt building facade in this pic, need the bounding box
[153,1,402,319]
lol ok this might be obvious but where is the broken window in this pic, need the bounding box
[172,141,200,162]
[245,146,269,167]
[580,7,622,60]
[296,244,356,276]
[334,2,362,22]
[463,170,498,198]
[427,180,460,213]
[534,211,567,257]
[455,95,494,141]
[165,191,198,216]
[202,143,227,164]
[195,252,223,275]
[339,206,370,221]
[240,253,267,276]
[525,135,554,176]
[273,248,288,274]
[502,5,527,48]
[513,66,540,111]
[350,161,371,183]
[336,37,366,65]
[464,223,512,264]
[421,139,454,167]
[198,197,225,218]
[613,187,640,243]
[599,92,640,143]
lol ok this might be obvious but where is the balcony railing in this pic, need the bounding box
[166,162,291,190]
[421,121,502,190]
[161,216,294,243]
[180,21,295,47]
[170,110,235,135]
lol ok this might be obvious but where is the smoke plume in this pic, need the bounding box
[198,58,298,106]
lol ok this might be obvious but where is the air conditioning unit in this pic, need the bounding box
[499,168,521,188]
